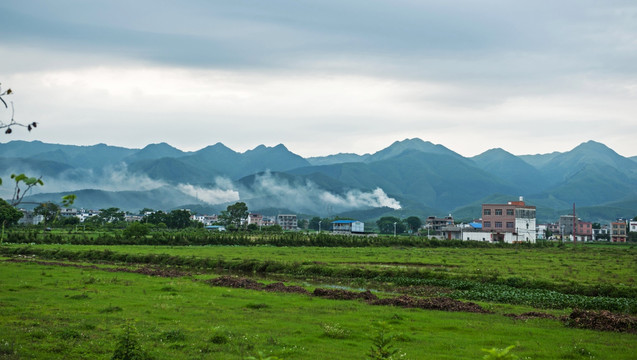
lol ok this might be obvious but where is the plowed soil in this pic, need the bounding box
[562,309,637,333]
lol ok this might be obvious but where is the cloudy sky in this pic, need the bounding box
[1,0,636,158]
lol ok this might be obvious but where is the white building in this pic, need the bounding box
[332,220,365,234]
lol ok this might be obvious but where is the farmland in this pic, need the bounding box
[1,241,636,359]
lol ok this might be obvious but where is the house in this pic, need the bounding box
[481,197,536,243]
[425,215,454,234]
[630,220,637,233]
[611,220,627,242]
[276,214,297,230]
[331,220,364,234]
[592,225,610,241]
[246,213,263,226]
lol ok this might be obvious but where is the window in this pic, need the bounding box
[483,209,491,215]
[495,222,502,228]
[506,209,514,216]
[506,222,514,228]
[495,209,502,216]
[483,221,491,228]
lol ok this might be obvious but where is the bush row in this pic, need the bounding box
[1,246,635,313]
[4,229,556,248]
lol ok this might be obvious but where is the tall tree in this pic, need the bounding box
[376,216,405,235]
[219,202,249,229]
[1,198,23,243]
[405,216,422,233]
[34,202,60,224]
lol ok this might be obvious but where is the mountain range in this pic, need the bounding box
[1,139,636,223]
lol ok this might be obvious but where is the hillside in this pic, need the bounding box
[2,139,636,222]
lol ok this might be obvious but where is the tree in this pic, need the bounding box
[8,173,44,206]
[1,198,23,243]
[165,209,192,229]
[34,202,61,224]
[298,218,309,230]
[376,216,405,235]
[308,216,322,231]
[99,207,125,223]
[404,216,422,233]
[219,202,249,229]
[123,222,150,239]
[1,83,38,135]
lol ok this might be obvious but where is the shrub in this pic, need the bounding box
[111,323,152,360]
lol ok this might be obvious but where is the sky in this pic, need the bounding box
[1,0,636,158]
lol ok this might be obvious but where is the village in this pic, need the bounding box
[17,196,636,243]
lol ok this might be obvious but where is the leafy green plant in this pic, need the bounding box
[367,322,401,360]
[111,323,152,360]
[481,345,518,359]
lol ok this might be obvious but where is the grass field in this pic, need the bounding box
[1,259,636,359]
[1,242,636,359]
[7,243,636,288]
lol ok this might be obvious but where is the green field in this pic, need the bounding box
[1,243,636,359]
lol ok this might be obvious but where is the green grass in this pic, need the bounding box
[6,243,636,288]
[0,260,636,359]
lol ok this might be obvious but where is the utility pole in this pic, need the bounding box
[393,222,397,237]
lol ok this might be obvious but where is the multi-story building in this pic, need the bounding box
[425,215,454,234]
[611,220,627,242]
[592,225,610,241]
[557,215,593,241]
[276,214,297,230]
[246,213,263,226]
[481,197,536,243]
[630,220,637,233]
[331,220,365,234]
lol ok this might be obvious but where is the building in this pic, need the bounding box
[611,220,627,242]
[276,214,297,230]
[481,197,536,243]
[331,220,365,234]
[592,225,610,241]
[246,213,263,226]
[17,210,44,225]
[425,215,454,234]
[536,224,547,240]
[630,220,637,233]
[191,214,218,226]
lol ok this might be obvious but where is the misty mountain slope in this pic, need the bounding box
[0,140,68,158]
[124,142,187,163]
[539,141,637,179]
[519,152,560,168]
[538,163,637,206]
[177,143,310,180]
[22,186,199,212]
[240,144,310,174]
[0,157,74,177]
[127,157,221,184]
[306,152,370,166]
[237,171,356,195]
[291,150,516,211]
[365,138,466,163]
[471,148,548,193]
[178,142,242,177]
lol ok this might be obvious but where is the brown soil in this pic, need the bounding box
[562,309,637,333]
[504,311,558,320]
[264,282,309,294]
[313,288,378,301]
[370,295,490,314]
[206,275,264,290]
